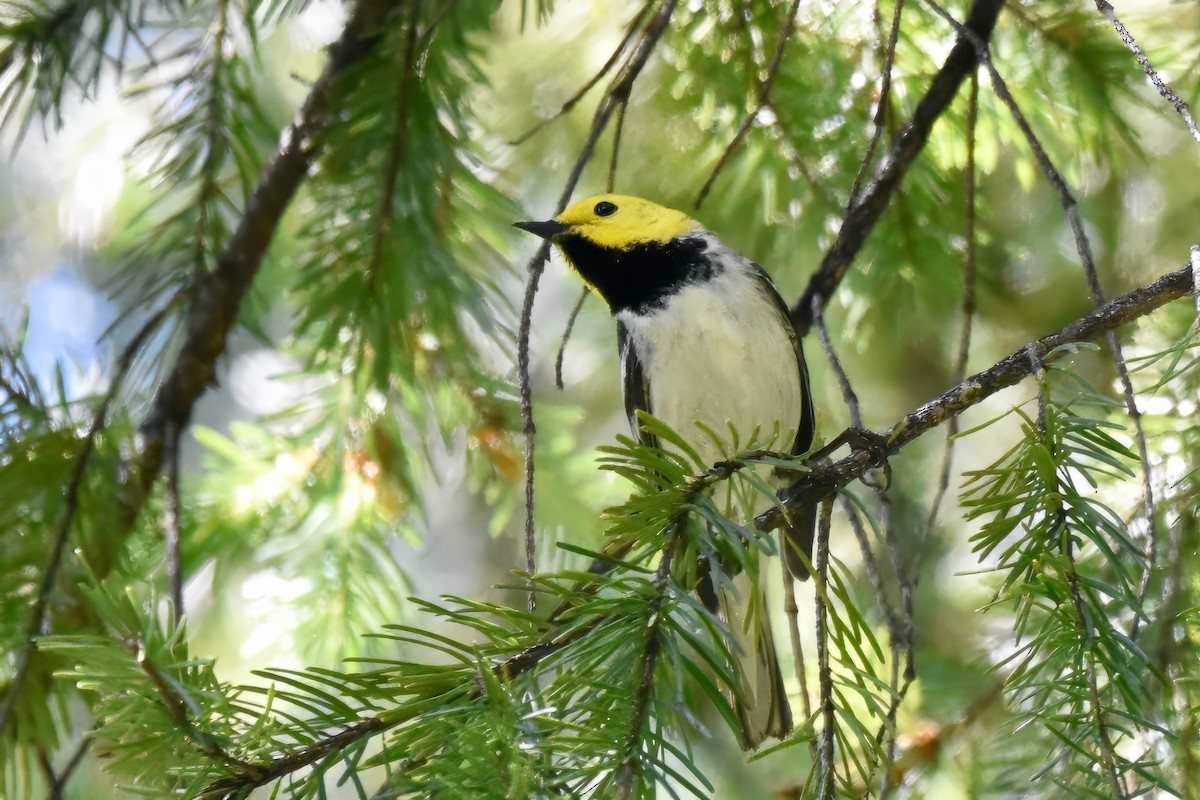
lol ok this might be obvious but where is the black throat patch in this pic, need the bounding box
[557,235,717,316]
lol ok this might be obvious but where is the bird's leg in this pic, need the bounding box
[807,426,892,488]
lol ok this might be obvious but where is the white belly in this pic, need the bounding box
[617,261,804,468]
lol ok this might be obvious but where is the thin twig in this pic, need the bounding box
[510,0,656,146]
[164,423,184,623]
[607,97,628,193]
[837,496,898,642]
[811,297,862,427]
[37,739,91,800]
[846,0,906,207]
[516,0,680,609]
[694,0,803,210]
[365,1,423,290]
[876,670,913,797]
[780,555,812,720]
[616,543,676,799]
[813,498,836,800]
[926,71,978,535]
[812,295,901,628]
[1093,0,1200,144]
[790,0,1006,335]
[812,295,913,683]
[922,0,1158,640]
[554,287,591,391]
[518,237,551,609]
[547,81,627,392]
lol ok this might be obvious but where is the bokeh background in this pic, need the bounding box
[2,0,1199,796]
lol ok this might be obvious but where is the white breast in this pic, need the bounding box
[616,241,804,468]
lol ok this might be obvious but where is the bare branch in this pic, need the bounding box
[761,262,1197,531]
[555,287,591,391]
[926,71,978,535]
[509,0,655,146]
[789,0,1006,336]
[1093,0,1200,144]
[780,555,812,721]
[37,739,91,800]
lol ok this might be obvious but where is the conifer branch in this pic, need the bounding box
[191,245,1191,791]
[201,717,388,799]
[203,447,729,798]
[117,0,399,544]
[790,0,1006,336]
[921,0,1159,639]
[192,0,230,274]
[1030,351,1131,800]
[761,261,1198,531]
[0,304,171,739]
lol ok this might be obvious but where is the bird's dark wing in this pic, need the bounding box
[747,260,817,580]
[617,321,657,448]
[746,261,814,455]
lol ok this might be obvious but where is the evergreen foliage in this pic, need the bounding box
[1,0,1199,798]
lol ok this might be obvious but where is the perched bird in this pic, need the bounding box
[515,194,816,749]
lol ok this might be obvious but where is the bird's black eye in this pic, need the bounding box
[594,201,618,217]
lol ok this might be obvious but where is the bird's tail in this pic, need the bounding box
[781,501,817,581]
[718,575,792,750]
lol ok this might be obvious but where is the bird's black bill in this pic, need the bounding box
[513,219,569,240]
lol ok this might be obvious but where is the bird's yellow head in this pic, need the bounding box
[514,195,709,315]
[515,194,700,249]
